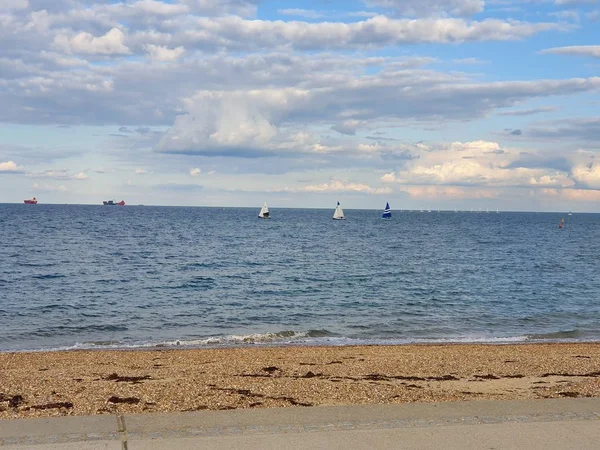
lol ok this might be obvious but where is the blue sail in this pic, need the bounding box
[382,202,391,219]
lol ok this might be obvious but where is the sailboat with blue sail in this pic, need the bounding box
[381,202,391,219]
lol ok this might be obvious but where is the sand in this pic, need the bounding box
[1,343,600,419]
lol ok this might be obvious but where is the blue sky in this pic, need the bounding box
[1,0,600,211]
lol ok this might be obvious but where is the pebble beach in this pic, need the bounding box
[2,343,600,419]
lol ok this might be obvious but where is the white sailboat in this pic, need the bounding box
[333,201,345,220]
[568,210,572,216]
[258,201,270,219]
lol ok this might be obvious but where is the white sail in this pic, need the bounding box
[333,202,345,220]
[258,201,270,219]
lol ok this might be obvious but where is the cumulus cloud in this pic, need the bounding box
[571,162,600,189]
[0,161,24,173]
[159,89,291,155]
[380,140,576,189]
[55,28,130,55]
[158,16,563,51]
[135,168,152,174]
[144,44,185,61]
[189,167,201,176]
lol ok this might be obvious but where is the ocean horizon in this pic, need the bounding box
[1,204,599,352]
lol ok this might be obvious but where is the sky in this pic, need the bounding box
[1,0,600,211]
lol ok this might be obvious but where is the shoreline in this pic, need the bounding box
[3,336,598,354]
[2,342,600,419]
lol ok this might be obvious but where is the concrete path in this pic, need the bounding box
[1,398,600,449]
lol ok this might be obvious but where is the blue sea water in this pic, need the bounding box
[0,204,599,352]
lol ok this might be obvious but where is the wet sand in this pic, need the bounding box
[1,343,600,419]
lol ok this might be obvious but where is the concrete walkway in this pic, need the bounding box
[1,398,600,449]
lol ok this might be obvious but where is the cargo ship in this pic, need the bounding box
[24,197,38,204]
[103,200,125,206]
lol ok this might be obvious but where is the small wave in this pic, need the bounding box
[30,324,129,337]
[31,274,66,279]
[527,330,583,340]
[17,262,56,268]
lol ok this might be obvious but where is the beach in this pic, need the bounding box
[1,343,600,419]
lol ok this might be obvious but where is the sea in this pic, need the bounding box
[1,204,599,352]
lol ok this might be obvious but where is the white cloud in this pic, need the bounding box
[73,172,88,180]
[571,162,600,189]
[55,28,130,55]
[135,168,152,174]
[540,45,600,58]
[189,167,201,176]
[498,106,558,116]
[278,9,324,19]
[452,57,485,64]
[0,160,24,172]
[160,89,292,154]
[162,16,563,51]
[301,180,392,194]
[32,182,68,192]
[380,140,576,189]
[144,44,185,61]
[2,0,29,9]
[132,0,189,15]
[27,169,92,180]
[402,185,497,200]
[365,0,484,17]
[179,0,259,17]
[331,120,367,136]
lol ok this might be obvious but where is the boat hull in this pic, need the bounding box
[24,199,37,204]
[103,200,125,206]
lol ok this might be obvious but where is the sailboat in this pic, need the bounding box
[381,202,391,219]
[258,201,270,219]
[333,201,345,220]
[568,210,572,216]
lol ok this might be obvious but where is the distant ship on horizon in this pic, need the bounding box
[103,200,125,206]
[24,197,38,204]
